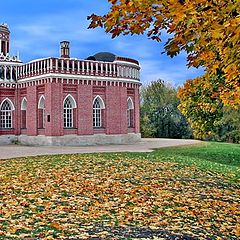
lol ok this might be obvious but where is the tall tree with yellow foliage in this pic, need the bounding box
[88,0,239,138]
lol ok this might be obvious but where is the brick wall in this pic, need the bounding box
[0,81,140,137]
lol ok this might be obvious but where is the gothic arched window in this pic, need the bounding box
[93,96,105,128]
[21,97,27,129]
[0,99,14,129]
[63,95,77,128]
[127,97,134,128]
[38,95,45,129]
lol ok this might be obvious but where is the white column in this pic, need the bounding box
[46,59,49,71]
[105,63,108,75]
[14,67,17,80]
[72,60,75,72]
[55,59,58,72]
[90,62,93,74]
[37,61,40,74]
[50,58,53,71]
[40,61,43,73]
[67,60,69,72]
[109,63,112,75]
[100,63,103,74]
[4,66,7,80]
[10,66,13,81]
[82,61,85,73]
[117,66,120,77]
[121,67,124,77]
[19,66,22,77]
[43,60,46,73]
[77,61,80,73]
[113,64,116,75]
[86,61,89,73]
[95,63,98,74]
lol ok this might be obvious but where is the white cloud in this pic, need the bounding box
[6,1,204,85]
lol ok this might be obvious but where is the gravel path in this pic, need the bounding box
[0,138,201,160]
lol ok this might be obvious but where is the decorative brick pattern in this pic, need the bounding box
[0,24,141,145]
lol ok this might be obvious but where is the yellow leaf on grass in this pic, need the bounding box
[50,222,61,230]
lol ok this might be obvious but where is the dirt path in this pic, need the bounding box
[0,138,201,159]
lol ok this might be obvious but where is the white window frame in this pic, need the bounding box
[20,97,27,129]
[63,94,77,128]
[0,98,15,129]
[127,97,134,128]
[93,96,105,128]
[21,97,27,110]
[38,95,45,128]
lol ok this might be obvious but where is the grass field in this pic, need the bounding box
[0,142,239,239]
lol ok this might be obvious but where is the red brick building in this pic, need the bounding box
[0,24,141,145]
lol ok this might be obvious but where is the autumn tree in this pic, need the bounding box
[178,74,224,139]
[178,72,240,142]
[88,0,240,107]
[141,80,192,138]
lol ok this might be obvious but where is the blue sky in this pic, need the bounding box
[1,0,204,86]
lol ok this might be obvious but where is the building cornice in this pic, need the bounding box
[18,73,141,85]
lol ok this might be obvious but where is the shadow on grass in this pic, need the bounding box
[75,225,198,240]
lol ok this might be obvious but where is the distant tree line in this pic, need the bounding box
[140,79,240,143]
[140,79,192,139]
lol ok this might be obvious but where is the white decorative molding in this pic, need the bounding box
[38,95,45,109]
[93,95,105,109]
[63,94,77,108]
[127,97,134,110]
[0,97,15,110]
[21,97,27,110]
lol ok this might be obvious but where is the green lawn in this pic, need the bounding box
[0,142,239,239]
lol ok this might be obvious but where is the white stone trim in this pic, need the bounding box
[17,73,141,84]
[127,97,134,109]
[38,95,45,109]
[93,95,105,109]
[0,97,15,110]
[21,97,27,110]
[63,94,77,108]
[17,133,141,146]
[113,60,139,67]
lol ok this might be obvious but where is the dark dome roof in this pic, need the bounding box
[86,56,96,61]
[93,52,116,62]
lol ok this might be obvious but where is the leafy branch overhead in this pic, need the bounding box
[88,0,240,107]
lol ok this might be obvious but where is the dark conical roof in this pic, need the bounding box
[93,52,116,62]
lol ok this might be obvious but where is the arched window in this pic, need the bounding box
[127,97,134,128]
[38,95,45,129]
[21,97,27,129]
[63,95,77,128]
[93,96,105,128]
[0,99,14,129]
